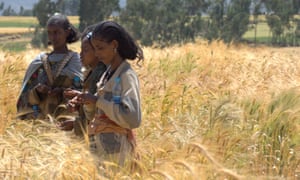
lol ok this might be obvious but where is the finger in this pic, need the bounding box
[56,122,64,128]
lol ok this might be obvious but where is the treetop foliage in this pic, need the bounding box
[28,0,300,48]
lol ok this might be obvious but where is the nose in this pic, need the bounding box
[48,35,57,44]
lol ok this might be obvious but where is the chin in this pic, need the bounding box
[101,61,109,65]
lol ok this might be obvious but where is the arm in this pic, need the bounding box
[96,71,141,129]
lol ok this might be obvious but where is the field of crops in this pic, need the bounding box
[0,16,79,28]
[0,16,79,52]
[0,38,299,179]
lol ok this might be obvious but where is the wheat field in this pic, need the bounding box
[0,40,299,179]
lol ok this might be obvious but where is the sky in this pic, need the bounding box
[1,0,126,12]
[0,0,39,11]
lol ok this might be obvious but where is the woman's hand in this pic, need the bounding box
[66,95,84,112]
[64,88,82,99]
[48,87,63,96]
[77,93,97,104]
[35,84,63,96]
[56,120,74,131]
[35,83,51,94]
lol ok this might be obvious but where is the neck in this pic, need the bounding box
[90,60,99,69]
[110,55,123,72]
[53,46,69,54]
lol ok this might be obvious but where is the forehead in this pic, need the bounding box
[81,38,92,47]
[47,24,65,31]
[91,37,108,45]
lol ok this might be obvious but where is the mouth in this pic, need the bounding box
[51,41,58,46]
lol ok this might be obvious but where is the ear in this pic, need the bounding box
[65,27,71,37]
[111,40,119,49]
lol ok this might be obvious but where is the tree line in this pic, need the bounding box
[7,0,299,47]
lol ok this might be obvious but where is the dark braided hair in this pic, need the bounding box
[47,13,80,44]
[92,21,144,63]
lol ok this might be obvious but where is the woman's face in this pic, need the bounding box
[80,38,98,67]
[47,25,69,51]
[91,37,116,65]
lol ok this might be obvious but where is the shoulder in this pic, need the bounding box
[119,62,139,82]
[118,61,132,73]
[69,51,80,59]
[35,52,47,61]
[68,51,80,63]
[30,52,46,65]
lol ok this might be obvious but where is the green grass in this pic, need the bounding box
[242,22,273,43]
[243,21,300,44]
[0,16,79,29]
[0,16,37,27]
[0,32,33,52]
[243,36,273,43]
[0,22,36,28]
[243,22,271,38]
[0,41,29,52]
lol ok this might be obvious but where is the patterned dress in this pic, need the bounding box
[17,51,82,120]
[73,62,106,135]
[88,61,141,167]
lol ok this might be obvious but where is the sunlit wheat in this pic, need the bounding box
[0,40,299,179]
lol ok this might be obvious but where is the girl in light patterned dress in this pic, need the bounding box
[75,21,143,168]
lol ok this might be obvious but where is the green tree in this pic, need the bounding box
[205,0,225,41]
[118,0,146,40]
[252,0,264,45]
[263,0,296,45]
[266,14,284,44]
[292,0,300,13]
[295,19,300,42]
[59,0,80,15]
[2,6,17,16]
[119,0,207,47]
[19,7,33,16]
[19,6,24,15]
[33,0,57,27]
[206,0,251,43]
[0,2,4,10]
[78,0,119,32]
[32,0,59,48]
[222,0,251,42]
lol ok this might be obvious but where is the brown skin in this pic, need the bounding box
[47,24,70,53]
[63,37,101,103]
[80,38,98,68]
[58,37,124,131]
[91,38,123,71]
[39,24,71,130]
[56,120,73,131]
[63,37,99,100]
[72,37,124,105]
[36,24,70,96]
[36,84,63,96]
[58,37,101,131]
